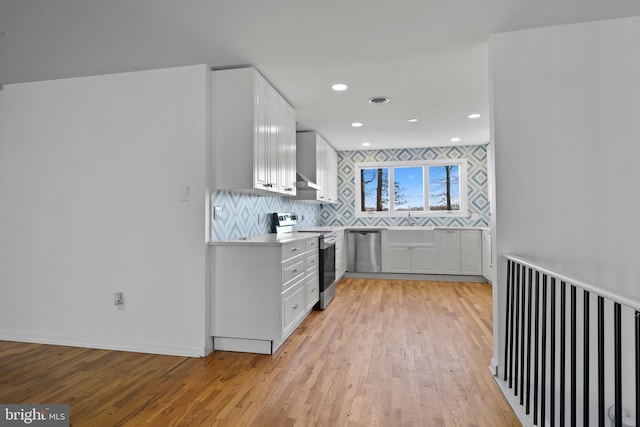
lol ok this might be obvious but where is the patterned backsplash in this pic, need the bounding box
[210,144,490,240]
[318,145,491,228]
[210,190,321,240]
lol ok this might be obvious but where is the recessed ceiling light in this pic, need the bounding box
[451,137,461,142]
[368,96,390,105]
[351,122,363,127]
[468,113,481,119]
[362,142,371,147]
[408,118,419,123]
[332,83,348,91]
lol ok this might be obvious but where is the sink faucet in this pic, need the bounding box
[406,207,416,226]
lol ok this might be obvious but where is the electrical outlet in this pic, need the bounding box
[213,206,223,219]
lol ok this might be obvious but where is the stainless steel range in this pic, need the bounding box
[271,213,337,309]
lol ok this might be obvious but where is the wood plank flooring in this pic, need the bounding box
[0,278,520,426]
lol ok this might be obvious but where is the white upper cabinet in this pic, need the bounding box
[296,131,338,203]
[211,67,296,195]
[277,97,297,195]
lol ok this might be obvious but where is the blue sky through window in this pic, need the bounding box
[393,166,424,210]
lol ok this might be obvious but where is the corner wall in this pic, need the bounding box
[490,15,640,417]
[0,65,211,356]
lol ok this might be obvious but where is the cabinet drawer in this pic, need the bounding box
[283,256,305,288]
[282,241,305,260]
[305,273,319,309]
[305,238,319,251]
[306,251,319,272]
[282,283,305,333]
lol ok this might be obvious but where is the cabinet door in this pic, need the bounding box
[253,73,270,190]
[282,281,305,337]
[411,246,438,273]
[277,98,296,195]
[437,230,461,274]
[482,231,493,281]
[305,272,319,311]
[327,147,338,203]
[461,230,482,275]
[384,246,412,273]
[266,85,279,192]
[315,137,326,201]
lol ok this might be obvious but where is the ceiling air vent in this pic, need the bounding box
[368,96,390,105]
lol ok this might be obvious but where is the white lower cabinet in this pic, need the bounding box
[210,236,318,354]
[383,229,483,276]
[411,246,439,273]
[282,281,306,337]
[436,230,461,274]
[460,230,482,275]
[436,229,482,275]
[382,230,438,274]
[304,238,320,311]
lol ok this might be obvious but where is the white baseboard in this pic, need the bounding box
[489,358,499,376]
[492,372,543,427]
[0,329,208,358]
[344,272,487,282]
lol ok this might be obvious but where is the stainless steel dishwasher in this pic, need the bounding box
[347,230,382,272]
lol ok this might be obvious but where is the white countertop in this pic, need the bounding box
[297,226,348,232]
[209,226,490,246]
[209,231,320,247]
[345,225,490,231]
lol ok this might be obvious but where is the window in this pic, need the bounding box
[355,160,468,217]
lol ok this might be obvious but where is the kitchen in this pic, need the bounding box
[205,66,493,354]
[2,2,640,426]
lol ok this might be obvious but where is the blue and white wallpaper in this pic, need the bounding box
[210,190,321,240]
[210,144,490,240]
[318,145,491,228]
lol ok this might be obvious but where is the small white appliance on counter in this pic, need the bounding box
[272,213,337,309]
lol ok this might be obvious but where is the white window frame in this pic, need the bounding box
[354,159,468,218]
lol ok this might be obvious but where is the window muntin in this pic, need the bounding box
[355,160,467,217]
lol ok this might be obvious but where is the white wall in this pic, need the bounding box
[490,15,640,420]
[0,65,212,356]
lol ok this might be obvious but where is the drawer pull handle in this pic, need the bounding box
[292,268,300,273]
[292,247,300,252]
[292,304,299,309]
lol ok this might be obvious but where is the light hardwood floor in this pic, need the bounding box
[0,278,520,426]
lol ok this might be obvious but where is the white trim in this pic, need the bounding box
[489,358,499,376]
[503,253,640,311]
[213,337,273,354]
[0,329,208,357]
[492,371,538,427]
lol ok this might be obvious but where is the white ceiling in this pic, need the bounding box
[1,1,639,151]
